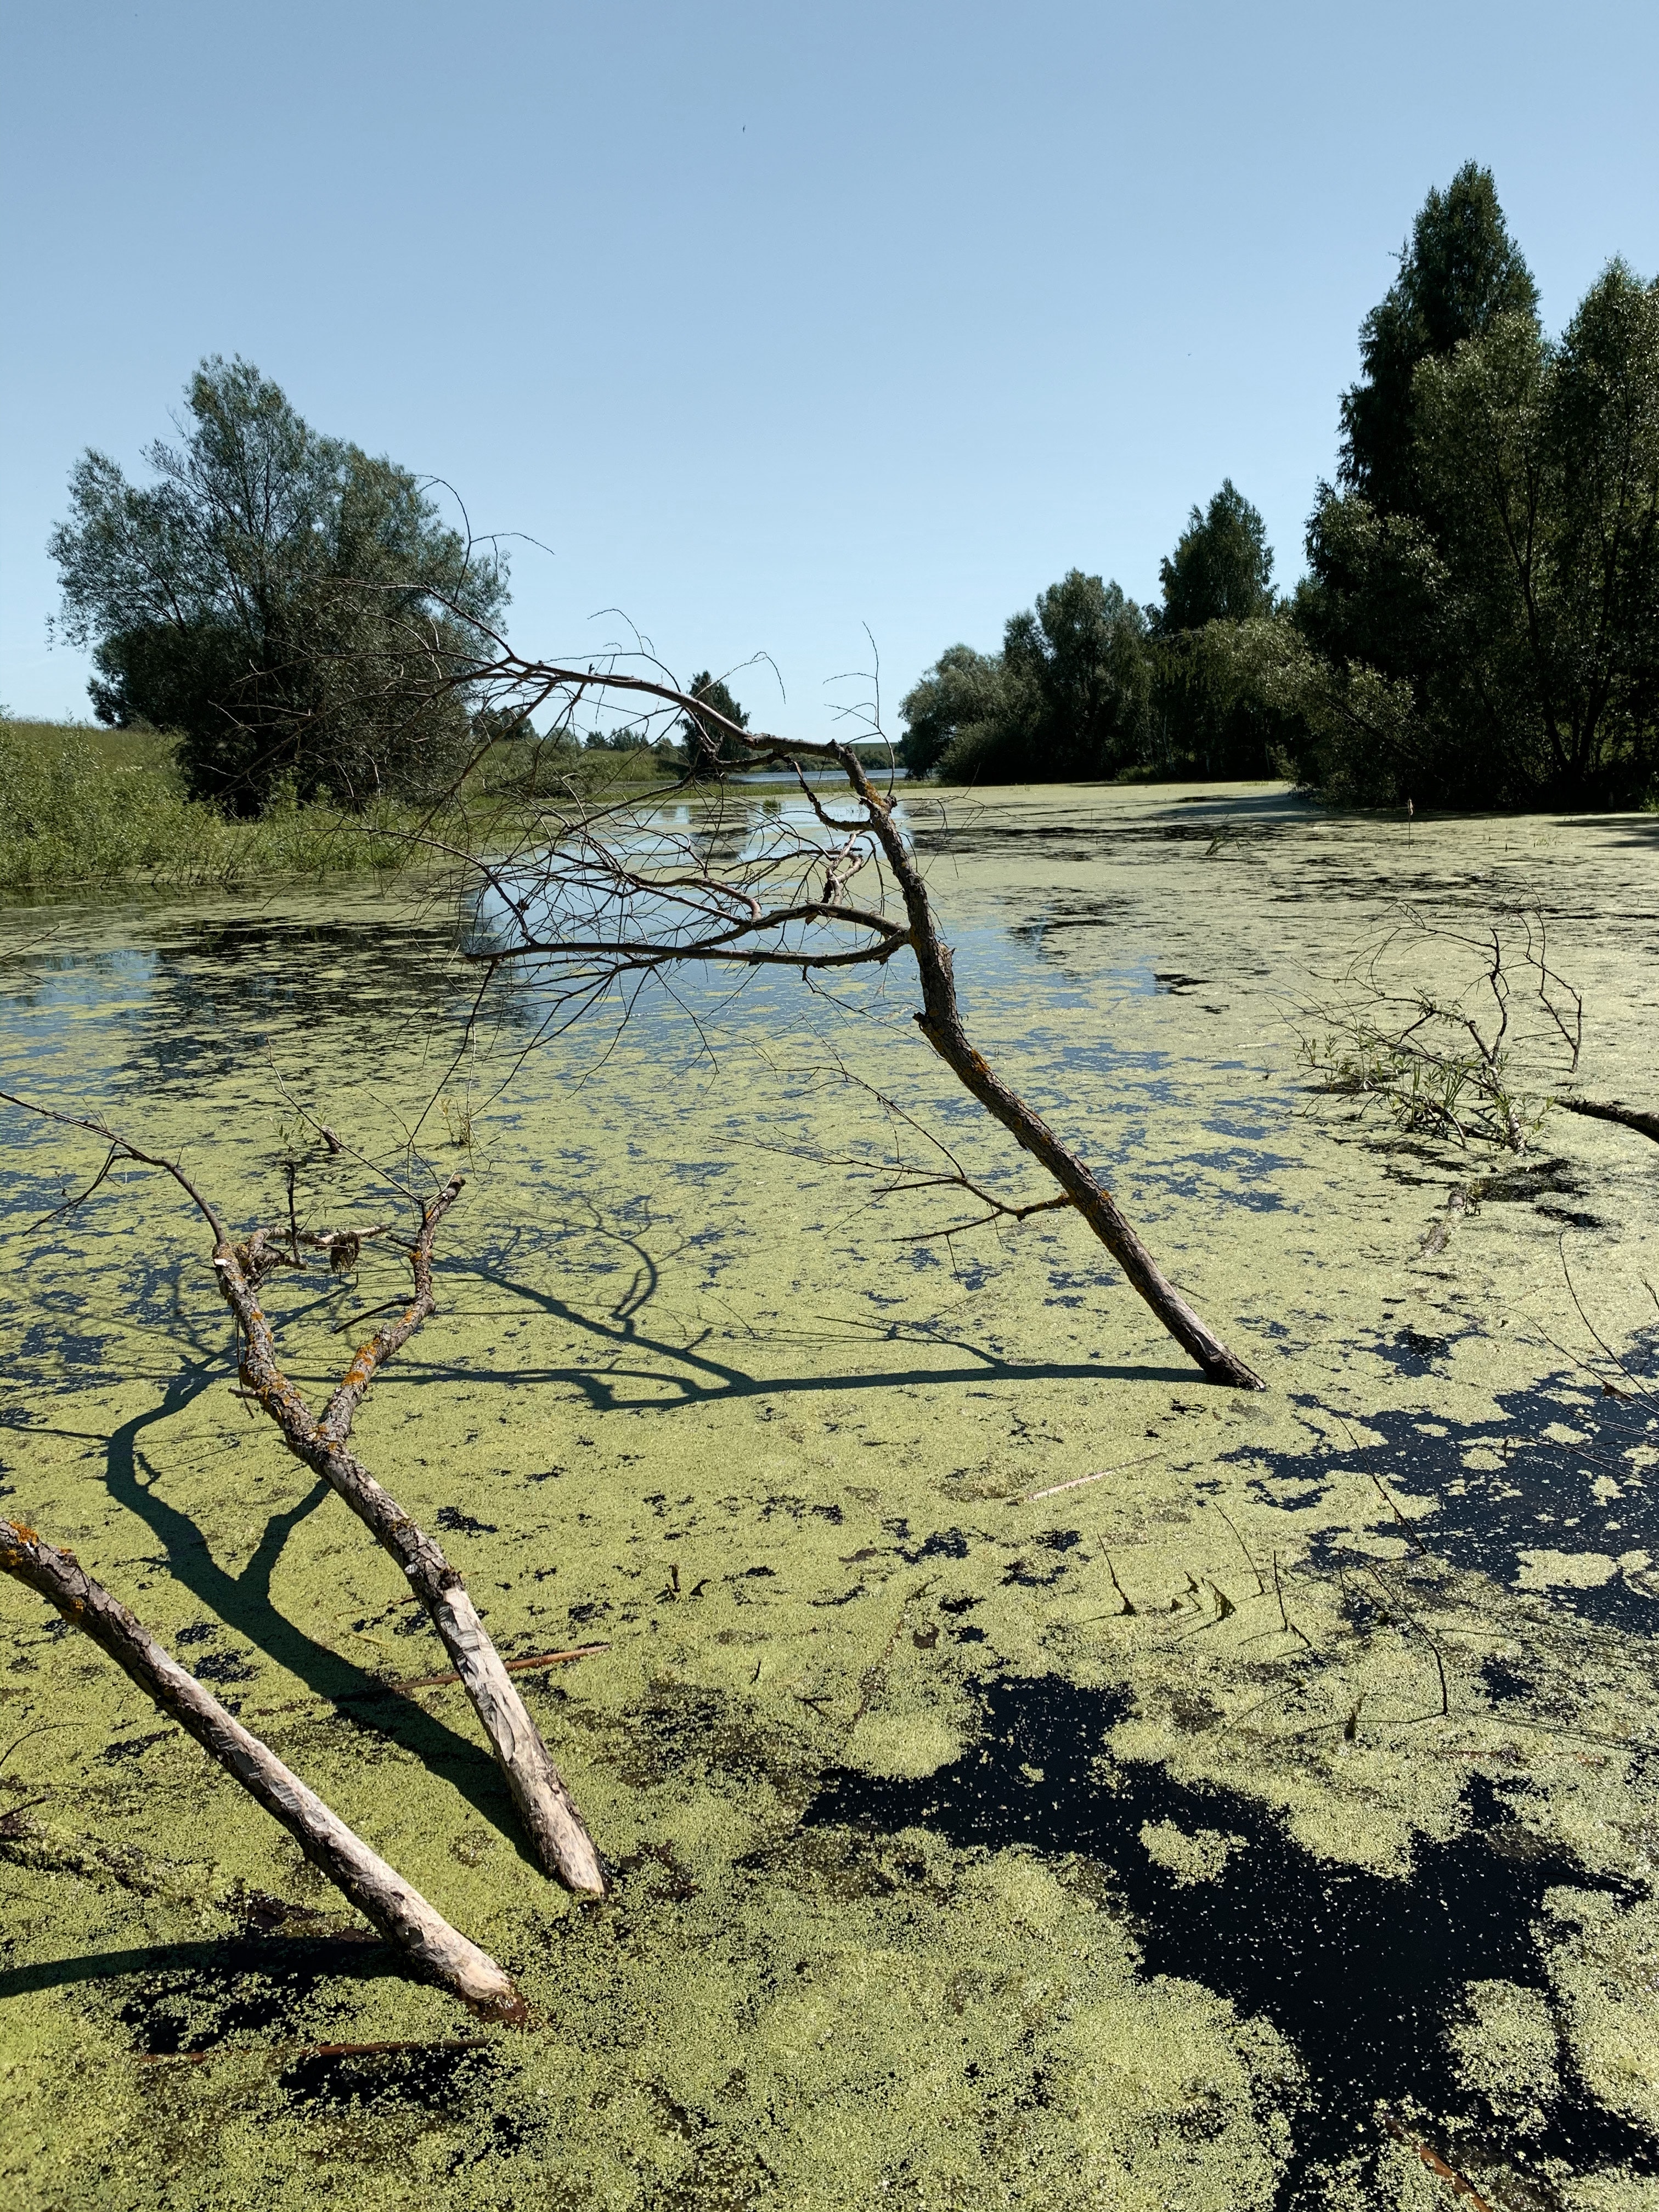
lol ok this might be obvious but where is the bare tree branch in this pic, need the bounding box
[396,656,1262,1389]
[0,1518,524,2022]
[1,1091,605,1895]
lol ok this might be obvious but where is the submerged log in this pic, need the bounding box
[215,1175,605,1898]
[1558,1097,1659,1147]
[0,1517,524,2023]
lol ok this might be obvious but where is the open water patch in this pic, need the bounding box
[804,1672,1659,2207]
[1256,1357,1659,1631]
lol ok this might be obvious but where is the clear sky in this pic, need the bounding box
[3,0,1656,734]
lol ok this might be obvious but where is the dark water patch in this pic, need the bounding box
[277,2038,503,2116]
[1476,1158,1595,1209]
[898,1527,970,1564]
[600,1679,815,1799]
[436,1505,498,1536]
[803,1672,1658,2205]
[1374,1325,1473,1373]
[1156,1143,1293,1210]
[1483,1657,1536,1704]
[1264,1358,1659,1630]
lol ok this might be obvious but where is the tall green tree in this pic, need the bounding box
[1411,264,1659,799]
[1292,256,1659,805]
[1154,479,1276,632]
[679,672,751,775]
[898,644,1017,778]
[1338,161,1538,520]
[1004,571,1152,777]
[901,572,1152,782]
[50,357,506,814]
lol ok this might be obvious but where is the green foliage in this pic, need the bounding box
[1338,161,1538,519]
[1146,616,1305,780]
[904,483,1296,786]
[49,357,507,816]
[1299,251,1659,806]
[0,719,427,890]
[1299,1023,1543,1151]
[901,574,1152,782]
[898,645,1017,778]
[679,671,751,776]
[1154,481,1276,633]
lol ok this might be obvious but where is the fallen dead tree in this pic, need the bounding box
[405,650,1264,1389]
[2,1093,604,1898]
[219,1172,603,1896]
[1555,1097,1659,1147]
[0,1516,525,2022]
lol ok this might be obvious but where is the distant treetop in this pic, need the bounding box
[679,671,751,775]
[1155,480,1275,633]
[1338,161,1538,518]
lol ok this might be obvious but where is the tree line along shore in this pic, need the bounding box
[7,160,1655,895]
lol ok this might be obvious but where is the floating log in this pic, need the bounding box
[0,1517,524,2023]
[1558,1097,1659,1146]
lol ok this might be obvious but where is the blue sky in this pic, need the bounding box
[4,0,1656,733]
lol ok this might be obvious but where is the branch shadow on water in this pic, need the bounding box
[0,1934,402,2008]
[100,1354,535,1862]
[417,1256,1194,1412]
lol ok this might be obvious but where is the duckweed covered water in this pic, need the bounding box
[4,782,1659,2208]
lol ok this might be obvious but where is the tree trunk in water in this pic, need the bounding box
[843,754,1265,1390]
[1558,1097,1659,1147]
[0,1518,525,2023]
[213,1180,605,1897]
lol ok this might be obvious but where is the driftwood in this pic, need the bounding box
[1557,1097,1659,1147]
[1,1093,605,1898]
[215,1174,605,1897]
[0,1517,524,2023]
[838,753,1260,1384]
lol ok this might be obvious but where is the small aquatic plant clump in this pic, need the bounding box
[1296,908,1582,1154]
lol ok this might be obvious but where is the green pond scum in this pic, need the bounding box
[2,782,1659,2208]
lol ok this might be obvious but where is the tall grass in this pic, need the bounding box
[0,725,743,898]
[0,721,445,893]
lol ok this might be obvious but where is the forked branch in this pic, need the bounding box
[2,1092,605,1896]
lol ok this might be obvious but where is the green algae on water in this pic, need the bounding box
[4,784,1659,2206]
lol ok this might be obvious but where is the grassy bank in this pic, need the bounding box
[0,719,670,895]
